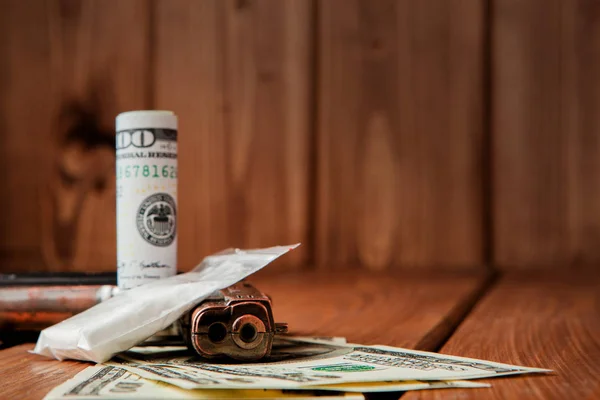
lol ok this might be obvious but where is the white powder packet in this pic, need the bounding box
[33,244,299,363]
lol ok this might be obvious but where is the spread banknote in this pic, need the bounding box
[106,337,549,390]
[43,365,489,399]
[43,365,365,399]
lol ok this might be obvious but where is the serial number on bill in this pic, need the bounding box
[117,164,177,180]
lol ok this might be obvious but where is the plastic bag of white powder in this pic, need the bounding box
[33,244,299,363]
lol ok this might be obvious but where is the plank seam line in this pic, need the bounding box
[413,270,499,353]
[482,0,495,269]
[306,0,319,268]
[394,270,500,399]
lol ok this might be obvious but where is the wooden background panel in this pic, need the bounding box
[493,0,600,268]
[0,0,150,272]
[317,0,485,270]
[0,0,52,271]
[154,0,312,270]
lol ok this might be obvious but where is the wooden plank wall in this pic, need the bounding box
[317,0,485,270]
[0,0,313,272]
[493,0,600,269]
[154,0,312,269]
[2,0,599,273]
[0,0,50,271]
[0,0,150,272]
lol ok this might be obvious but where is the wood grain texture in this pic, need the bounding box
[251,269,487,349]
[0,344,88,399]
[405,273,600,400]
[493,0,600,268]
[0,271,487,399]
[0,0,149,272]
[154,0,312,270]
[0,0,53,270]
[316,0,485,270]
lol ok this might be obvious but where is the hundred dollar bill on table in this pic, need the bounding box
[43,365,365,400]
[106,337,549,390]
[44,365,489,400]
[306,380,488,393]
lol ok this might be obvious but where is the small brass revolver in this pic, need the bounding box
[178,281,288,361]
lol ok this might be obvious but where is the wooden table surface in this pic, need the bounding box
[0,269,597,399]
[405,273,600,400]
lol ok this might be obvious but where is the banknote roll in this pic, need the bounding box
[115,111,178,289]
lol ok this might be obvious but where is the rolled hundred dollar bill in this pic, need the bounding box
[116,111,178,289]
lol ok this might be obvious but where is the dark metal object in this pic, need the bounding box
[0,272,116,287]
[0,284,116,331]
[179,281,288,361]
[0,273,117,347]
